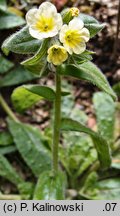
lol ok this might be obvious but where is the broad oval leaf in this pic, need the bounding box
[0,0,7,11]
[79,13,106,38]
[93,92,115,144]
[58,62,117,100]
[7,119,52,177]
[21,39,49,75]
[61,118,111,169]
[0,10,25,30]
[11,86,42,113]
[2,26,41,55]
[24,84,56,101]
[0,66,37,87]
[11,84,55,113]
[34,171,66,200]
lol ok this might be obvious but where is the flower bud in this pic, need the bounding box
[62,7,80,24]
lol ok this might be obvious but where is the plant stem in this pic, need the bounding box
[52,72,61,173]
[0,94,18,122]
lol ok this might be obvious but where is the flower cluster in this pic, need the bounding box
[26,2,90,65]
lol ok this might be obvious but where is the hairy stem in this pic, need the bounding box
[0,94,18,122]
[52,72,61,173]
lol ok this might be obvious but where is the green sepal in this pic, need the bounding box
[21,39,49,76]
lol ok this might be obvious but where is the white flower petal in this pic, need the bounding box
[59,25,68,42]
[29,27,58,40]
[69,17,84,30]
[29,28,43,40]
[26,8,38,26]
[73,42,86,54]
[38,2,57,17]
[55,13,63,30]
[63,44,73,55]
[79,28,90,42]
[26,2,62,40]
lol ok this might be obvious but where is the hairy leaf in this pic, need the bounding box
[0,10,25,30]
[58,62,116,100]
[0,154,23,185]
[0,55,14,74]
[93,92,115,144]
[0,131,13,146]
[73,50,93,64]
[2,26,41,55]
[0,0,7,11]
[61,118,111,169]
[24,84,56,101]
[11,86,42,113]
[84,178,120,200]
[18,182,34,199]
[60,134,96,177]
[0,66,37,87]
[79,13,105,37]
[7,119,51,177]
[0,146,16,155]
[34,171,66,200]
[21,39,49,75]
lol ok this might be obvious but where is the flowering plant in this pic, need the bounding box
[1,2,117,200]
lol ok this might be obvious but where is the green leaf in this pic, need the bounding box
[24,84,56,101]
[11,86,43,113]
[58,62,117,100]
[85,178,120,200]
[7,119,51,177]
[0,66,37,87]
[21,39,49,75]
[0,55,14,74]
[61,118,111,169]
[79,13,106,37]
[18,182,34,199]
[0,154,23,185]
[0,10,25,30]
[0,131,13,146]
[34,171,66,200]
[112,150,120,170]
[93,92,115,144]
[60,134,96,177]
[0,146,16,155]
[2,26,41,55]
[113,82,120,97]
[0,0,7,11]
[73,50,93,64]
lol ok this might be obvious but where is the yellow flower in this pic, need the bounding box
[47,45,68,65]
[26,2,62,40]
[70,7,80,17]
[60,17,90,55]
